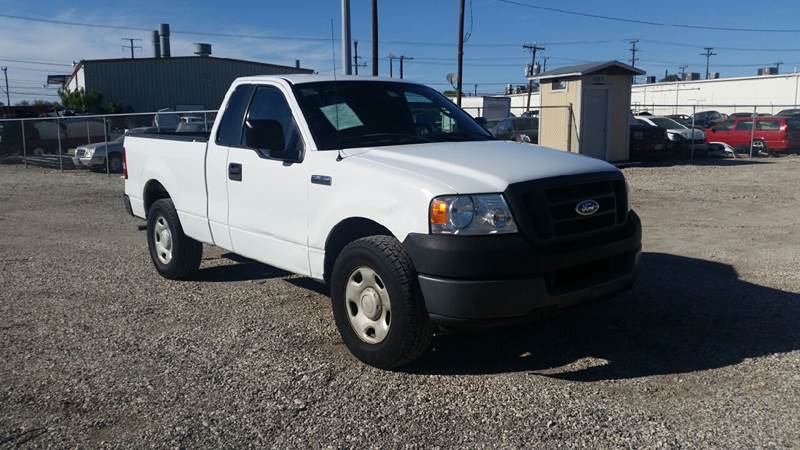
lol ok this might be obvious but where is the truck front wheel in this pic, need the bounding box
[330,235,432,369]
[146,198,202,280]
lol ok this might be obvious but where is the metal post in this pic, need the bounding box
[567,104,573,152]
[690,105,696,162]
[20,120,27,168]
[371,0,378,77]
[341,0,352,75]
[86,120,91,144]
[455,0,465,106]
[749,105,757,158]
[56,117,63,172]
[203,112,208,132]
[103,116,110,176]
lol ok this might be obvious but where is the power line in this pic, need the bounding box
[496,0,800,33]
[4,12,800,53]
[0,57,72,67]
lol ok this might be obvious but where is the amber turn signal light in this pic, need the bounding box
[430,198,448,225]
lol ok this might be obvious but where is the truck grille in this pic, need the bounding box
[505,173,628,243]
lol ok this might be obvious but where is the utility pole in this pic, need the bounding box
[456,0,465,106]
[387,54,394,77]
[371,0,378,76]
[399,55,413,79]
[353,40,366,75]
[629,39,639,69]
[121,38,142,58]
[1,67,10,112]
[341,0,352,75]
[701,47,717,80]
[474,84,478,96]
[541,56,549,73]
[523,42,545,112]
[678,64,688,80]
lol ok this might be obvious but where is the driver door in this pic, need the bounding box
[226,84,311,276]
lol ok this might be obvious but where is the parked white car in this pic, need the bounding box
[123,75,642,368]
[635,115,707,154]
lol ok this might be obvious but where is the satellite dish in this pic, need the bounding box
[446,72,456,88]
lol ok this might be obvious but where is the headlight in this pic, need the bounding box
[84,148,95,157]
[430,194,518,235]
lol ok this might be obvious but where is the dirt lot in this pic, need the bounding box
[1,158,799,448]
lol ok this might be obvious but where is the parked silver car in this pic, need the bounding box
[73,127,156,172]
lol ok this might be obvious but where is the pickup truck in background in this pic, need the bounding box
[123,75,641,368]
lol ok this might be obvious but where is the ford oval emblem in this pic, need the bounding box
[575,199,600,216]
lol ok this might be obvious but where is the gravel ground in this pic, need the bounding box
[1,158,799,449]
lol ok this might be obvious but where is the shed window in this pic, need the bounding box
[551,79,567,91]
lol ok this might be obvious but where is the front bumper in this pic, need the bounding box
[402,210,642,326]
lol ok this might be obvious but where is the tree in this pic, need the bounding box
[660,74,681,82]
[58,88,104,113]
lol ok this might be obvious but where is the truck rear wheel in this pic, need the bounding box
[330,235,432,369]
[146,198,202,279]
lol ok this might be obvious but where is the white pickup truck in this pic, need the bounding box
[123,75,641,368]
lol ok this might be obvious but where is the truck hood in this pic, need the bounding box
[348,140,619,193]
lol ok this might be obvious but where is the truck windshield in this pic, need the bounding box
[292,81,493,150]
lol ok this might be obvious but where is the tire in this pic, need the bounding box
[108,153,123,173]
[330,235,432,369]
[146,198,202,279]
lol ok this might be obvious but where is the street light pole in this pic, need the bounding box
[341,0,352,75]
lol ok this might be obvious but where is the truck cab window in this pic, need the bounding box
[216,84,255,147]
[243,86,303,153]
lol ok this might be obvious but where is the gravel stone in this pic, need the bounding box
[1,158,799,448]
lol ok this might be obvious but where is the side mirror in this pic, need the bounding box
[244,119,300,162]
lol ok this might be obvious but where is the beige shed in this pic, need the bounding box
[531,61,644,161]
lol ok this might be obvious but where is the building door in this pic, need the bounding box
[582,88,609,160]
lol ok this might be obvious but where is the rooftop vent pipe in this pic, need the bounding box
[193,43,212,57]
[152,30,161,58]
[159,23,171,58]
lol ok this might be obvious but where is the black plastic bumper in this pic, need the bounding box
[402,210,642,325]
[123,194,134,217]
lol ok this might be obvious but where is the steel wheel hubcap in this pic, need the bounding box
[345,267,391,344]
[153,216,173,264]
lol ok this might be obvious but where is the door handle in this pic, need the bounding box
[228,163,242,181]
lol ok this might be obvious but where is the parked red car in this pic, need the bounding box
[705,116,800,154]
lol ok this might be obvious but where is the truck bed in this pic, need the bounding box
[123,134,212,244]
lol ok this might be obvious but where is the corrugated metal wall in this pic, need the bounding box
[82,57,312,112]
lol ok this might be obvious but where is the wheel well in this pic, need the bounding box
[324,218,393,284]
[143,180,170,216]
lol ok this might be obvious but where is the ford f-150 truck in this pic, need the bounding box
[123,75,641,368]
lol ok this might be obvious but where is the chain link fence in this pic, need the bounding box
[460,105,574,149]
[0,110,217,175]
[631,104,800,159]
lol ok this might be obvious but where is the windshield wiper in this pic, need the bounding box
[340,132,434,146]
[427,132,491,142]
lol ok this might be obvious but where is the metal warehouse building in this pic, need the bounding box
[630,72,800,115]
[64,51,313,112]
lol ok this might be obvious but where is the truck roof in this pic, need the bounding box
[234,74,425,86]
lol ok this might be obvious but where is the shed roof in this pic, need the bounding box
[532,60,645,80]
